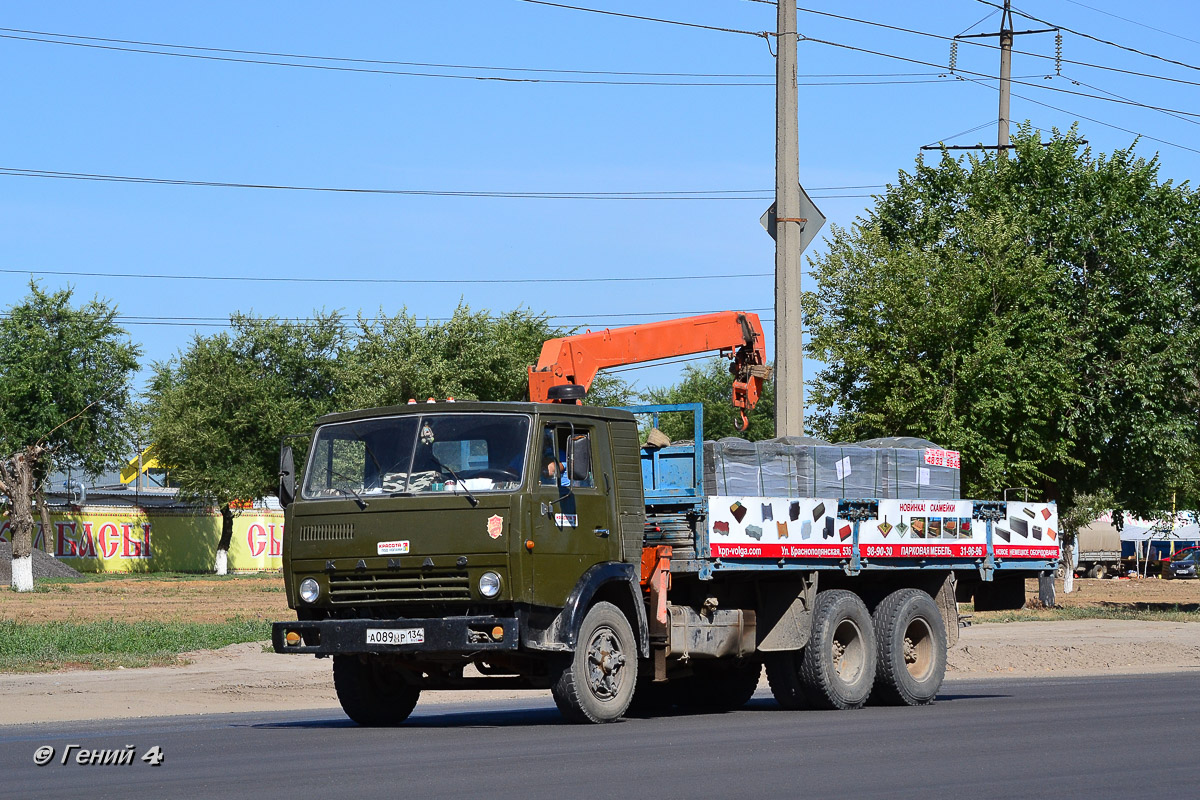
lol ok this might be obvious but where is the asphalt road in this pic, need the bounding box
[2,672,1196,800]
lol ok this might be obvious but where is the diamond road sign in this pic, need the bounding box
[760,183,827,254]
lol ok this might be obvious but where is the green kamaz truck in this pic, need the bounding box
[272,313,1057,723]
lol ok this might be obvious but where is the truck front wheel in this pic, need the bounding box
[332,655,421,726]
[551,601,638,723]
[871,588,947,706]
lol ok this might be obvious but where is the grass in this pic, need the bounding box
[0,618,272,672]
[970,604,1200,624]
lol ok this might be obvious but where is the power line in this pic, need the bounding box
[745,1,1200,90]
[0,30,959,88]
[0,308,775,329]
[0,25,955,84]
[606,354,726,374]
[0,266,776,286]
[798,37,1200,120]
[0,31,769,86]
[956,8,1000,38]
[977,0,1200,74]
[1057,0,1200,47]
[923,119,996,148]
[0,24,774,79]
[514,0,769,38]
[0,167,883,199]
[1060,73,1200,128]
[951,71,1200,156]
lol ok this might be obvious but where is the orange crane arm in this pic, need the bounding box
[527,311,770,431]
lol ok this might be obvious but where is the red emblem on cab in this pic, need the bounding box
[487,515,504,539]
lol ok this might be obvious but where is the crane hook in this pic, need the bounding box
[734,410,749,432]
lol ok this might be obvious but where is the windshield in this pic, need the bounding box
[301,413,531,499]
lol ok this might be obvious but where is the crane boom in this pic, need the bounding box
[527,311,770,430]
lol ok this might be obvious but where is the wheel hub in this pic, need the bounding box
[586,628,626,700]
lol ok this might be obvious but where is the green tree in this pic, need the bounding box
[146,313,345,573]
[1056,490,1115,593]
[0,284,140,590]
[803,126,1200,517]
[643,358,776,442]
[340,304,629,407]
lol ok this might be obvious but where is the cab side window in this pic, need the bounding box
[538,425,594,488]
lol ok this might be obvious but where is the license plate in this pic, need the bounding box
[365,627,424,645]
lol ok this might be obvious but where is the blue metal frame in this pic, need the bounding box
[614,403,705,506]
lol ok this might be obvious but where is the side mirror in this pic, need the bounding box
[279,445,295,508]
[567,435,591,483]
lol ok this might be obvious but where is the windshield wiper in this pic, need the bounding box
[430,454,479,507]
[333,484,370,510]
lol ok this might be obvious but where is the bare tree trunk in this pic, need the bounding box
[215,503,234,575]
[0,446,45,592]
[36,486,52,556]
[1062,541,1075,594]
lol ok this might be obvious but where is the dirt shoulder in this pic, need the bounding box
[2,619,1198,725]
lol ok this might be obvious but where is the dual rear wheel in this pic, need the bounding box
[766,588,947,709]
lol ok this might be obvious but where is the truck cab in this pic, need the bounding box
[275,401,648,723]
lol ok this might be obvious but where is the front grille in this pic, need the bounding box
[328,570,471,605]
[299,523,355,542]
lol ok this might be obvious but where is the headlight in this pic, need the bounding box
[479,572,501,598]
[298,577,320,604]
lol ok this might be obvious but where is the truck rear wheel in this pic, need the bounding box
[871,589,947,706]
[332,655,420,726]
[765,651,808,710]
[797,589,876,710]
[673,658,761,713]
[551,601,637,723]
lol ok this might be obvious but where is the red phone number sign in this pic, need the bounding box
[924,448,961,469]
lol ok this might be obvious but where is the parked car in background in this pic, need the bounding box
[1163,549,1199,579]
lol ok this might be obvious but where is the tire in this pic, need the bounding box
[796,589,876,710]
[764,651,807,710]
[1093,564,1107,579]
[332,655,421,726]
[871,589,947,706]
[672,658,761,713]
[551,601,638,723]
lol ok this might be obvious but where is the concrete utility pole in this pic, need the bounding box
[997,0,1013,150]
[774,0,803,437]
[951,0,1054,153]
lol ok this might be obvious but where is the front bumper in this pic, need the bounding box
[272,616,520,655]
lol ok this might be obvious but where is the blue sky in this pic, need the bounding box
[3,0,1198,398]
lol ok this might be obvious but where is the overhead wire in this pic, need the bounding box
[742,0,1200,89]
[0,30,962,88]
[798,37,1200,119]
[512,0,769,38]
[0,308,774,329]
[923,119,996,148]
[0,31,770,86]
[0,266,776,285]
[1058,73,1200,128]
[0,25,955,84]
[1057,0,1200,47]
[976,0,1200,74]
[948,71,1200,156]
[0,167,883,199]
[0,24,773,78]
